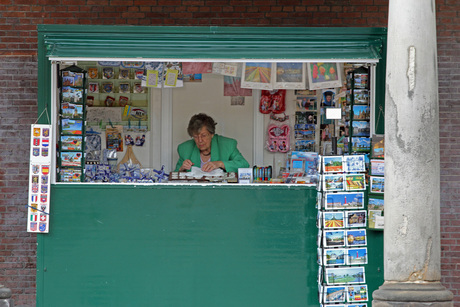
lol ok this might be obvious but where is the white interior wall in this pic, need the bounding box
[171,73,254,171]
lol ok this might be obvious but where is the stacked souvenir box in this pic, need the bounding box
[316,155,369,306]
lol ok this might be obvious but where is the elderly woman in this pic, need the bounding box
[175,113,249,173]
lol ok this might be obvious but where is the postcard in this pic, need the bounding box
[61,103,83,119]
[347,247,368,265]
[353,89,369,104]
[62,87,83,103]
[60,136,82,151]
[60,152,82,167]
[351,137,371,152]
[371,134,384,158]
[323,285,346,303]
[307,63,342,90]
[343,155,366,173]
[346,211,367,228]
[325,267,365,285]
[323,211,345,229]
[59,168,82,182]
[324,248,346,266]
[274,62,306,89]
[323,156,344,173]
[323,174,345,192]
[370,176,385,193]
[324,230,346,248]
[346,229,367,247]
[368,197,384,211]
[61,119,83,135]
[368,210,383,229]
[345,174,366,191]
[353,105,370,120]
[347,285,368,302]
[347,303,367,307]
[325,192,364,210]
[370,159,385,176]
[352,121,370,137]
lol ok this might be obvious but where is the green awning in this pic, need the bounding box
[39,25,386,61]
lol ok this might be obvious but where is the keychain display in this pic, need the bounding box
[267,124,290,153]
[259,89,286,114]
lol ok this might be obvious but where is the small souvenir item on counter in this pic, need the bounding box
[119,83,130,93]
[153,166,168,183]
[267,124,290,153]
[119,68,129,79]
[252,165,272,182]
[103,67,114,79]
[118,144,141,171]
[118,96,129,107]
[88,67,98,79]
[104,96,115,107]
[102,82,113,93]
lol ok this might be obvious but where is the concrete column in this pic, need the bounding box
[372,0,453,305]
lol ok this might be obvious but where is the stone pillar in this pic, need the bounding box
[0,285,13,307]
[372,0,453,306]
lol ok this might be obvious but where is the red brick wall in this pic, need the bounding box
[0,0,458,306]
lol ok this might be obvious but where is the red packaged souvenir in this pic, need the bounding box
[259,90,286,114]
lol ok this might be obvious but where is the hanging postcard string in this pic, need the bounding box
[34,108,51,125]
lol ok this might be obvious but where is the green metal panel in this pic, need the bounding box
[39,25,386,60]
[37,185,382,307]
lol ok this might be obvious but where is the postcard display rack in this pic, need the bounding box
[57,65,87,182]
[347,67,371,154]
[317,155,369,306]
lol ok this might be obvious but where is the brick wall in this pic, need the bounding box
[0,0,458,306]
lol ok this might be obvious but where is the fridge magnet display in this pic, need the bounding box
[352,121,370,137]
[370,159,385,176]
[325,192,364,210]
[323,286,346,303]
[102,67,114,79]
[325,267,365,285]
[353,105,370,120]
[323,174,345,192]
[60,136,82,151]
[346,211,367,228]
[351,137,371,152]
[88,67,98,79]
[307,63,342,90]
[370,176,385,193]
[347,285,368,302]
[106,125,123,152]
[323,212,345,229]
[61,119,83,135]
[60,168,82,182]
[62,87,83,103]
[241,62,273,90]
[371,134,385,158]
[274,63,306,89]
[60,152,82,167]
[119,83,130,93]
[323,230,346,248]
[345,174,366,191]
[347,247,368,265]
[119,68,129,79]
[61,103,83,119]
[323,156,344,173]
[88,82,99,93]
[347,229,367,247]
[324,248,346,266]
[344,155,366,173]
[102,82,114,93]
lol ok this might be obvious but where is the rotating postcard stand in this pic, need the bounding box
[58,65,87,182]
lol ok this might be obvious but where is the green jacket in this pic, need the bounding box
[174,134,249,173]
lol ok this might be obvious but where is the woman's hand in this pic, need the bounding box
[179,159,194,172]
[201,161,224,172]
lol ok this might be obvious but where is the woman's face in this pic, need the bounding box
[192,126,213,153]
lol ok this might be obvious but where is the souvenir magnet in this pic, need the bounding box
[33,148,40,157]
[33,138,40,146]
[33,128,40,137]
[39,222,47,232]
[42,128,50,137]
[41,148,49,157]
[32,165,39,174]
[30,222,37,231]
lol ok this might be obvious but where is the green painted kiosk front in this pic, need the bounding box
[36,25,386,307]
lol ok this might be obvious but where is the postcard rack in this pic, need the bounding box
[57,65,87,182]
[316,155,369,305]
